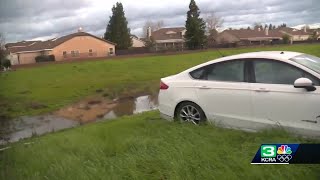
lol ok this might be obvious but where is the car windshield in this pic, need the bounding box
[290,54,320,74]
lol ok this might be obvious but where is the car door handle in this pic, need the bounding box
[254,88,270,92]
[197,86,211,90]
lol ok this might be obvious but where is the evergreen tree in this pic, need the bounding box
[185,0,206,49]
[269,24,273,30]
[104,2,132,50]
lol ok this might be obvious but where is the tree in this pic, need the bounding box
[142,20,164,38]
[0,33,7,69]
[207,29,219,47]
[247,26,251,30]
[278,23,287,28]
[185,0,206,49]
[264,24,268,30]
[269,24,273,30]
[144,36,156,50]
[104,2,132,50]
[253,22,261,30]
[308,31,319,41]
[282,34,291,44]
[259,25,263,30]
[204,12,224,33]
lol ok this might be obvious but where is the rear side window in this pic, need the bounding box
[206,60,245,82]
[189,60,245,82]
[190,68,205,79]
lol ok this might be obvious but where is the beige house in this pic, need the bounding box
[216,28,284,45]
[131,35,145,47]
[6,29,116,65]
[148,27,186,51]
[215,27,316,46]
[279,27,310,42]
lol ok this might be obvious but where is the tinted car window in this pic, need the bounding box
[254,60,319,85]
[206,60,245,82]
[190,68,205,79]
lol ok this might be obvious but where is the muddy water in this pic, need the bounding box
[103,95,158,120]
[0,94,158,145]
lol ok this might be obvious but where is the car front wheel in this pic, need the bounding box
[176,102,206,125]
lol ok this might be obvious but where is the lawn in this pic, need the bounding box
[1,44,320,179]
[1,111,319,180]
[1,44,320,118]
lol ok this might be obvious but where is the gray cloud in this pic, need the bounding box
[0,0,319,42]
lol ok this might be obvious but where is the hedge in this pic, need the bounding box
[35,55,55,63]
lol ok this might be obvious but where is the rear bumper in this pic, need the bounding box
[160,112,174,121]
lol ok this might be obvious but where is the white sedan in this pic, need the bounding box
[158,51,320,138]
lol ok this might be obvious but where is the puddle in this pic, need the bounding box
[0,115,79,145]
[0,94,158,145]
[103,95,158,120]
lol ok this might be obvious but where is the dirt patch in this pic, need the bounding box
[87,100,102,105]
[55,97,117,123]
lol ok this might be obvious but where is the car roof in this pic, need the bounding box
[217,51,303,62]
[183,51,304,73]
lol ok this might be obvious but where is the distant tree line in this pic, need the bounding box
[104,0,224,50]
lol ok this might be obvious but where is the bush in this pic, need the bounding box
[282,34,291,44]
[2,59,11,68]
[35,55,55,63]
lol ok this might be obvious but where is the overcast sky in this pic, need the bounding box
[0,0,319,42]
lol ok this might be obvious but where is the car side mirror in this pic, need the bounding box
[294,78,316,92]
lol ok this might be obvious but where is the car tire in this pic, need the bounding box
[176,102,206,125]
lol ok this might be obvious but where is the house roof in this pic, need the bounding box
[152,27,185,40]
[278,27,310,36]
[223,29,283,40]
[5,41,40,48]
[7,32,116,54]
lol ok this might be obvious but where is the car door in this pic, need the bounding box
[250,59,320,135]
[192,59,253,130]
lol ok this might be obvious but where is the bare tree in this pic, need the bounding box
[0,33,6,61]
[204,12,224,32]
[142,20,164,38]
[253,22,262,30]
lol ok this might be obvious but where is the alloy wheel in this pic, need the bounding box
[179,105,201,125]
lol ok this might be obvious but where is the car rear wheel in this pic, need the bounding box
[176,102,206,125]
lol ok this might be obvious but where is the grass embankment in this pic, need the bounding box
[1,44,320,118]
[1,44,320,179]
[1,111,319,179]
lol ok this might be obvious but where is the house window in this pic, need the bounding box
[109,48,114,55]
[89,49,93,56]
[71,51,75,57]
[71,50,80,57]
[63,51,67,58]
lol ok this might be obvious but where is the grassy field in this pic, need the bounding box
[1,111,319,180]
[1,44,320,118]
[1,44,320,179]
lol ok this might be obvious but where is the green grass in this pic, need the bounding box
[1,111,319,180]
[1,45,320,179]
[1,44,320,118]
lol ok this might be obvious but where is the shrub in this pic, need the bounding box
[35,55,55,63]
[282,34,291,44]
[2,59,11,68]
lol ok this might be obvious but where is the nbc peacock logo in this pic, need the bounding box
[276,145,293,163]
[277,145,292,155]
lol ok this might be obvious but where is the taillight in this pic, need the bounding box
[160,81,169,90]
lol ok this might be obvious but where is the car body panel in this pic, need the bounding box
[158,51,320,138]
